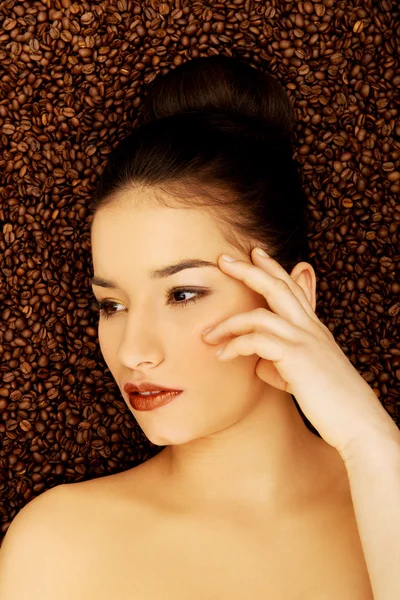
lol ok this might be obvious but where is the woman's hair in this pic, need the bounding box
[90,54,321,439]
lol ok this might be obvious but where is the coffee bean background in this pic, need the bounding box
[0,0,399,545]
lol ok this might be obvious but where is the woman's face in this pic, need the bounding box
[90,193,272,447]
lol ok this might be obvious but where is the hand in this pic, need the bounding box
[202,248,399,463]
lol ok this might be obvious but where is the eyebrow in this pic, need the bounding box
[90,259,219,289]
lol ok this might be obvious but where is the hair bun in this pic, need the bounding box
[140,54,294,141]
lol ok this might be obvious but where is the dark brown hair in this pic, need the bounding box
[90,54,321,438]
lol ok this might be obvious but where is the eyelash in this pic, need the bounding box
[92,288,208,320]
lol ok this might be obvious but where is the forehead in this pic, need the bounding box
[90,196,229,281]
[91,201,222,248]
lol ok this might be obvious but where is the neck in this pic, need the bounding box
[156,390,343,517]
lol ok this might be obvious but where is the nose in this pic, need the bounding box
[116,316,162,369]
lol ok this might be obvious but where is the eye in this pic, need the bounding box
[92,300,125,320]
[167,287,207,308]
[92,287,209,320]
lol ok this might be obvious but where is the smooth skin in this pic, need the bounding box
[88,189,351,515]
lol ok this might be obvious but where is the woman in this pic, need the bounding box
[1,54,399,600]
[87,54,375,598]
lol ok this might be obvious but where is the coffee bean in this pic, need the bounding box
[0,0,399,547]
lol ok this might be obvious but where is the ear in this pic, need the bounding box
[289,262,317,312]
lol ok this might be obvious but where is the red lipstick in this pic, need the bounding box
[123,381,183,412]
[128,390,183,411]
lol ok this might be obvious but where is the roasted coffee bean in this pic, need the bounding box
[0,0,399,547]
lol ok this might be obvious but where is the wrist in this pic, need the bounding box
[342,428,400,471]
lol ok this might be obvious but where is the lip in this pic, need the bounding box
[128,390,183,412]
[123,382,183,394]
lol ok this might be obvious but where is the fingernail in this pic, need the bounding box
[203,327,213,336]
[255,247,268,258]
[221,254,237,262]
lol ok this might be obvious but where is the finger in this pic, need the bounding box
[217,334,291,393]
[218,253,316,332]
[203,307,301,344]
[251,249,321,325]
[216,331,286,363]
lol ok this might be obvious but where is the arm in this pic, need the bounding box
[344,433,400,600]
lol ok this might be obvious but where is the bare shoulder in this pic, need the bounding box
[2,483,72,541]
[0,484,86,600]
[62,461,163,526]
[0,465,160,600]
